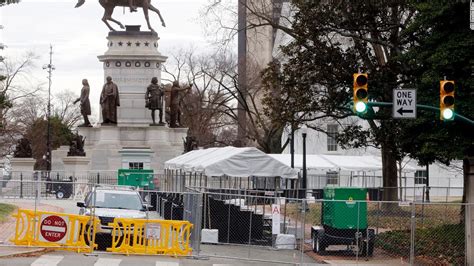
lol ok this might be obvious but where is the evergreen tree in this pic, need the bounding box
[262,0,472,202]
[398,1,474,204]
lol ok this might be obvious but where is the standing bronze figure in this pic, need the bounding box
[74,79,92,127]
[166,81,191,128]
[75,0,166,33]
[100,76,120,125]
[145,77,164,125]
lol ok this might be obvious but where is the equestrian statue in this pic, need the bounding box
[75,0,166,33]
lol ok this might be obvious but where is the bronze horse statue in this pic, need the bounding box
[75,0,166,33]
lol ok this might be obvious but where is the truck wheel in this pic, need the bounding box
[56,190,65,199]
[357,237,373,257]
[367,229,375,256]
[367,239,374,256]
[312,231,318,252]
[313,231,326,254]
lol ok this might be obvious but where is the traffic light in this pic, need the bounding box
[353,73,368,114]
[440,80,455,121]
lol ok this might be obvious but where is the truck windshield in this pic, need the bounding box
[88,191,143,210]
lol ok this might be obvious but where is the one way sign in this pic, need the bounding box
[393,89,417,119]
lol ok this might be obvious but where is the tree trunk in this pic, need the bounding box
[381,142,399,203]
[460,157,473,224]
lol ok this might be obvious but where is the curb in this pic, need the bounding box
[0,247,48,258]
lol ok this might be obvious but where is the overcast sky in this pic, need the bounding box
[0,0,212,120]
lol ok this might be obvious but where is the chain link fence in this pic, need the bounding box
[0,178,472,264]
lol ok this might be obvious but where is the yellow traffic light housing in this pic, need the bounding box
[440,80,455,121]
[353,73,368,114]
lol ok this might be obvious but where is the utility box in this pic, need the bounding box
[312,187,374,256]
[117,169,155,189]
[322,187,367,229]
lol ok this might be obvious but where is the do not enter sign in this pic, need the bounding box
[39,215,68,243]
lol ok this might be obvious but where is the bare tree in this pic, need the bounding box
[52,90,81,129]
[0,52,43,156]
[162,46,288,152]
[163,48,236,147]
[0,52,42,126]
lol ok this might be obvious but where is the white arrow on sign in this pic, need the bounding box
[393,89,417,119]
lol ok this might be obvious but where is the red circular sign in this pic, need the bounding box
[40,215,67,242]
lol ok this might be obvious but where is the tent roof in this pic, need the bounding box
[164,147,298,179]
[320,154,382,171]
[269,154,337,171]
[269,154,417,172]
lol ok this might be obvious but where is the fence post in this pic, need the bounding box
[410,202,416,265]
[226,199,231,244]
[466,203,472,265]
[421,186,425,227]
[356,201,360,262]
[247,198,253,259]
[20,172,23,199]
[97,172,100,184]
[300,199,307,264]
[193,192,203,257]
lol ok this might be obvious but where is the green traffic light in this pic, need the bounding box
[442,109,454,120]
[355,101,367,113]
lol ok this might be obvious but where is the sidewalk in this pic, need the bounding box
[0,200,63,257]
[0,246,47,258]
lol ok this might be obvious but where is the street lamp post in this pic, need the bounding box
[43,45,54,177]
[301,125,307,199]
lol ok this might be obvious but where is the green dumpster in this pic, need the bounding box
[322,187,367,229]
[117,169,155,189]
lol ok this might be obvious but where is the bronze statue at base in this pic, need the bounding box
[67,133,86,157]
[13,138,32,158]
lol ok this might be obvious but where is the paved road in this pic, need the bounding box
[0,199,321,265]
[0,251,323,266]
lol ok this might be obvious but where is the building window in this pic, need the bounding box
[326,171,339,185]
[414,170,427,185]
[327,124,338,152]
[129,162,144,170]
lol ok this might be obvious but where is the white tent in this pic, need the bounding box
[269,154,417,173]
[164,147,298,179]
[268,154,337,171]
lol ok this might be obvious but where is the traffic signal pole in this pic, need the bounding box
[365,102,474,126]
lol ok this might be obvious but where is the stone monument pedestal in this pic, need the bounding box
[51,26,186,174]
[78,125,186,171]
[62,157,91,177]
[98,25,167,126]
[10,158,36,178]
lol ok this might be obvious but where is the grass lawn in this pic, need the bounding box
[284,202,464,264]
[285,202,462,230]
[376,224,464,265]
[0,203,16,223]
